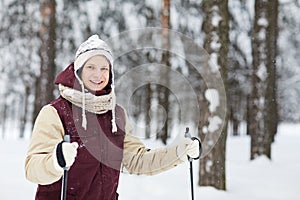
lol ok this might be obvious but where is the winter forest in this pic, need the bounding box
[0,0,300,199]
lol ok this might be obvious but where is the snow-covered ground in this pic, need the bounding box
[0,123,299,199]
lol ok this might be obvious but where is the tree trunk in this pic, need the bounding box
[265,0,279,143]
[250,0,267,160]
[19,84,30,138]
[1,98,7,139]
[246,94,251,135]
[145,83,152,139]
[229,104,239,136]
[157,0,171,144]
[199,0,229,190]
[33,0,56,124]
[250,0,278,160]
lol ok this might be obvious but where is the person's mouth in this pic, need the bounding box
[90,80,104,85]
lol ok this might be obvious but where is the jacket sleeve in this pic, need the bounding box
[122,111,183,175]
[25,105,65,185]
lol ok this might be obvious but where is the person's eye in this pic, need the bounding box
[101,67,109,71]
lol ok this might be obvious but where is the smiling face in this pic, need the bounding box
[80,55,110,92]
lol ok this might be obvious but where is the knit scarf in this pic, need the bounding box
[58,84,117,132]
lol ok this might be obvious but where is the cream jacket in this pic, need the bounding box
[25,105,183,185]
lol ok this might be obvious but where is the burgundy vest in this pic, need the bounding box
[35,96,125,200]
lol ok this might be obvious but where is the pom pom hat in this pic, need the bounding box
[73,35,117,132]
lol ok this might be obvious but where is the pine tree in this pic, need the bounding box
[156,0,171,144]
[33,0,57,123]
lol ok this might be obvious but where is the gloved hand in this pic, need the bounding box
[53,141,78,172]
[176,138,200,162]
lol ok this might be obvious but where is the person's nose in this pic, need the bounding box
[94,67,105,78]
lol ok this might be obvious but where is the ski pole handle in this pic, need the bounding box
[64,134,70,143]
[184,127,202,161]
[63,135,71,170]
[185,127,191,138]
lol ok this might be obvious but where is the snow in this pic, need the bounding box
[86,1,102,31]
[209,53,221,73]
[145,0,161,12]
[203,89,223,133]
[122,3,141,29]
[256,63,267,81]
[212,14,222,27]
[207,116,223,133]
[209,31,221,53]
[205,89,220,113]
[0,123,300,199]
[257,17,268,27]
[258,28,267,41]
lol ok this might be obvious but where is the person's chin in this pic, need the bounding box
[88,84,100,91]
[93,86,105,92]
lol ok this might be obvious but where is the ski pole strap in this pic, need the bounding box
[56,142,67,168]
[190,137,202,160]
[185,127,202,161]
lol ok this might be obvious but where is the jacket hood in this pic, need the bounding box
[55,63,78,88]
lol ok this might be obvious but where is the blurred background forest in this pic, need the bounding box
[0,0,300,190]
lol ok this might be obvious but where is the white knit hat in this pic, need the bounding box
[74,35,113,72]
[74,34,117,133]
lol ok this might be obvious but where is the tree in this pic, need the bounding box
[199,0,229,190]
[0,0,40,138]
[33,0,56,123]
[227,0,253,136]
[277,1,300,122]
[265,0,279,143]
[250,0,279,160]
[157,0,171,144]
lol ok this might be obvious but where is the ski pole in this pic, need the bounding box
[61,135,70,200]
[184,127,202,200]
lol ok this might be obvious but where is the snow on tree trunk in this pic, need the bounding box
[199,0,229,190]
